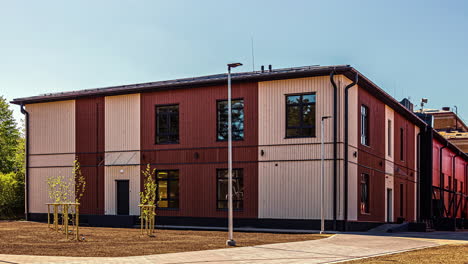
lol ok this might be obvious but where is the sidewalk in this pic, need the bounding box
[0,232,465,264]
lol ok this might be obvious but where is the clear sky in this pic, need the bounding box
[1,0,467,123]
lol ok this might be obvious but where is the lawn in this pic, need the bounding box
[0,221,328,257]
[345,244,468,264]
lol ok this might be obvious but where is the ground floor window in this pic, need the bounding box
[360,173,370,214]
[156,170,179,208]
[217,169,244,210]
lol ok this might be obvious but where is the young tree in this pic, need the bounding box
[0,96,20,174]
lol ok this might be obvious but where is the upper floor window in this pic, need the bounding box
[217,169,244,210]
[388,119,392,157]
[156,170,179,208]
[156,105,179,144]
[360,173,370,214]
[286,93,316,138]
[361,105,369,146]
[400,128,404,160]
[217,99,244,141]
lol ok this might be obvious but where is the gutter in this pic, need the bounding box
[330,71,338,230]
[20,104,29,221]
[343,72,359,231]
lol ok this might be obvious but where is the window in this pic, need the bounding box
[400,183,404,217]
[156,170,179,208]
[360,173,370,214]
[388,120,392,156]
[217,169,244,210]
[400,128,404,160]
[156,105,179,144]
[361,105,369,145]
[217,99,244,141]
[286,93,316,138]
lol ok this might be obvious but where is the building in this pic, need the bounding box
[11,65,468,231]
[416,108,468,153]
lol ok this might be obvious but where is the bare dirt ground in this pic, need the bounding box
[346,244,468,264]
[0,221,328,257]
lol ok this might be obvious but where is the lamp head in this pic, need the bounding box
[228,62,243,69]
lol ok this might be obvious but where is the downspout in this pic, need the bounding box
[440,144,448,218]
[452,153,459,225]
[343,72,359,231]
[20,104,29,221]
[330,71,338,230]
[416,130,422,222]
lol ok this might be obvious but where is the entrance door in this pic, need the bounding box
[116,180,129,215]
[387,188,393,222]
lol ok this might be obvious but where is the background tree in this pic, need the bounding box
[0,96,24,218]
[0,96,20,174]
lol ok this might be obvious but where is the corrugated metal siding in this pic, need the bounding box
[105,94,140,152]
[104,166,141,215]
[385,106,395,222]
[30,154,75,167]
[345,77,359,221]
[76,97,105,215]
[258,76,334,145]
[29,168,74,213]
[258,76,336,220]
[140,83,259,219]
[357,86,386,222]
[258,161,334,219]
[27,101,75,154]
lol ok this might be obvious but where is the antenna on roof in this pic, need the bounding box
[251,36,255,72]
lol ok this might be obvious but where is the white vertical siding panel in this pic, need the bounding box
[347,79,359,221]
[384,106,395,222]
[27,101,75,154]
[104,94,141,215]
[259,161,334,219]
[105,94,141,152]
[258,76,336,220]
[29,168,75,213]
[104,166,141,215]
[258,76,334,145]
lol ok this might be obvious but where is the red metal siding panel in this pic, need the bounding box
[140,82,258,219]
[393,112,416,221]
[76,97,105,215]
[357,86,386,222]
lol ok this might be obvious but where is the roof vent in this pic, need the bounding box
[268,65,272,72]
[442,107,451,111]
[261,65,265,73]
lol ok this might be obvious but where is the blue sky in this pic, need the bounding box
[1,0,467,123]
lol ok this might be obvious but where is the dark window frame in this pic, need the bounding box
[400,128,404,161]
[216,98,245,142]
[155,104,180,145]
[156,169,180,209]
[360,173,370,214]
[216,168,244,210]
[285,93,317,138]
[361,105,370,146]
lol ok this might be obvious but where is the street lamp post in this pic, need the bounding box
[320,116,332,234]
[226,62,242,246]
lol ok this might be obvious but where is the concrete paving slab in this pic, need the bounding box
[0,232,465,264]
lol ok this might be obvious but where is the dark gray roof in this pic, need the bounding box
[11,65,351,105]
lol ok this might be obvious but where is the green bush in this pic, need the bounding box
[0,172,23,218]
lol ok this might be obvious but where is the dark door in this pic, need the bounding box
[116,180,129,215]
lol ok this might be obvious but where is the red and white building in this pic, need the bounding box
[12,65,468,230]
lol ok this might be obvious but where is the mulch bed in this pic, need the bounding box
[0,221,328,257]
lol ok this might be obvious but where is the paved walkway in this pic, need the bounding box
[0,232,466,264]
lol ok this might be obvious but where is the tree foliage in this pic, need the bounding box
[0,96,20,174]
[0,96,24,218]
